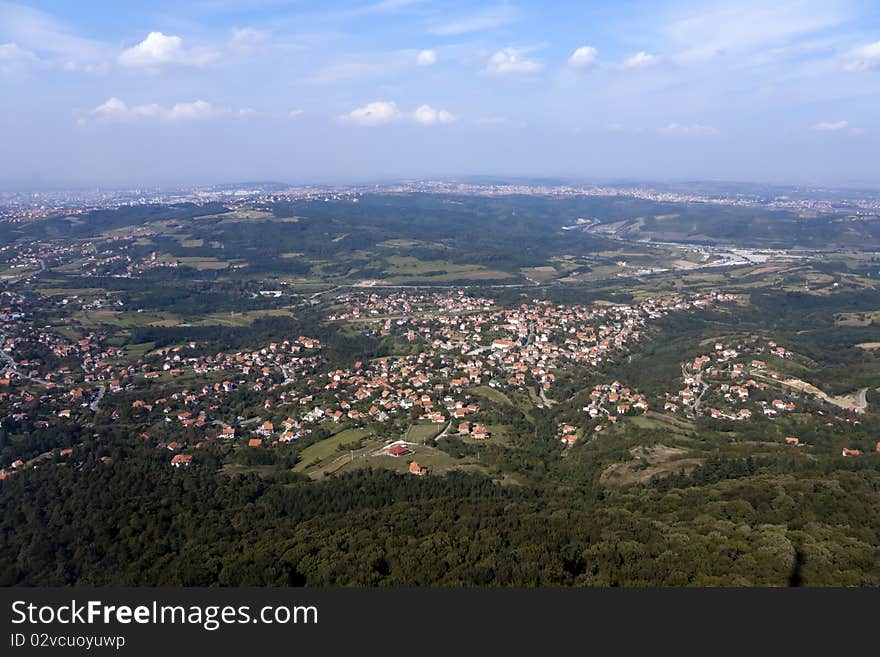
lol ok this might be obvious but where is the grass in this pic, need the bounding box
[174,256,235,270]
[221,464,279,477]
[600,444,704,486]
[521,266,558,282]
[194,209,299,223]
[344,444,481,476]
[292,427,372,473]
[468,385,514,406]
[191,309,294,327]
[75,309,181,328]
[36,287,108,297]
[382,255,512,283]
[125,341,156,358]
[407,421,444,443]
[627,415,690,435]
[462,424,513,446]
[835,310,880,327]
[75,308,294,329]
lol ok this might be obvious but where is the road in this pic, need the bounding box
[681,362,707,419]
[436,419,454,441]
[856,387,868,411]
[89,385,106,412]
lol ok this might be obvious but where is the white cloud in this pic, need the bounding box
[417,49,437,66]
[430,7,518,36]
[663,1,846,64]
[812,120,848,131]
[340,100,401,126]
[340,101,455,126]
[91,97,218,122]
[0,42,37,61]
[0,42,40,72]
[658,123,718,136]
[289,109,304,118]
[118,32,218,68]
[230,27,270,51]
[0,3,110,72]
[486,48,543,76]
[93,97,133,120]
[167,100,214,120]
[845,40,880,71]
[623,51,657,68]
[568,45,598,70]
[412,104,455,125]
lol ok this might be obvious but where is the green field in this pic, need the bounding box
[346,444,482,476]
[75,309,181,327]
[468,385,514,406]
[407,421,444,443]
[293,428,373,473]
[191,309,295,327]
[382,255,512,282]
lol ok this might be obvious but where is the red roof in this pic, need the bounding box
[388,445,411,457]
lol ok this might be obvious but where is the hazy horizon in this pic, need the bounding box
[3,0,880,189]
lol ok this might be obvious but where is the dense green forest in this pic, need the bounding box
[2,460,877,586]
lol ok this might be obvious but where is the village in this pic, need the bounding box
[1,282,876,481]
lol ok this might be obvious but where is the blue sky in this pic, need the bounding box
[2,0,880,189]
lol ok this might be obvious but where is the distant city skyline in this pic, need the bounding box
[2,0,880,189]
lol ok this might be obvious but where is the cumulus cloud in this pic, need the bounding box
[412,104,454,125]
[623,51,657,68]
[417,49,437,66]
[340,101,455,126]
[812,120,848,131]
[845,40,880,71]
[91,97,218,122]
[658,122,718,136]
[340,100,401,126]
[568,45,598,70]
[118,32,218,68]
[485,48,542,75]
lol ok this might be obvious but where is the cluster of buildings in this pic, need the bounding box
[102,290,734,464]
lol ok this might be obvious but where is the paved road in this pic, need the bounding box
[89,385,106,412]
[681,362,706,419]
[855,387,868,411]
[436,420,454,441]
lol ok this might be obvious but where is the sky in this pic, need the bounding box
[1,0,880,189]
